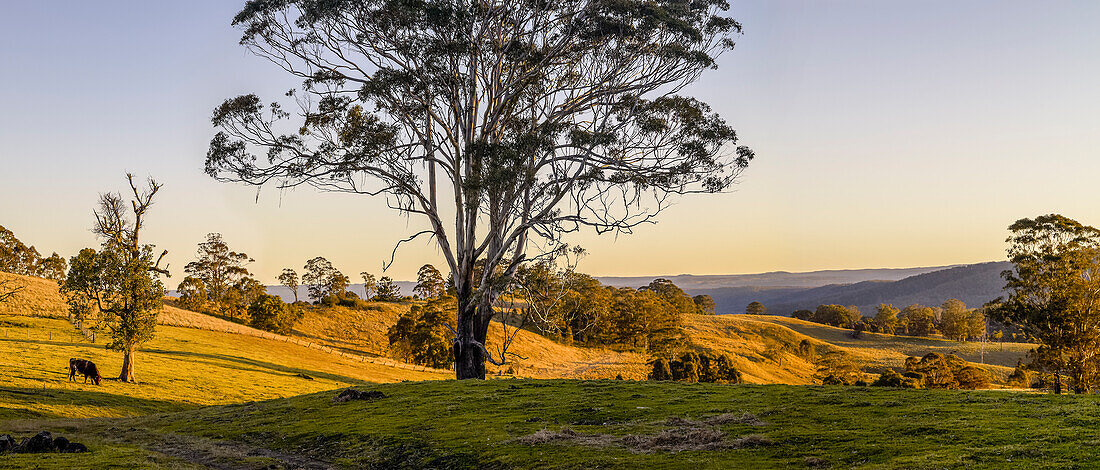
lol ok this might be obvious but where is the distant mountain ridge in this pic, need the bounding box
[680,262,1011,314]
[597,265,961,290]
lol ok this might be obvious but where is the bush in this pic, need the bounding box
[904,353,990,390]
[956,366,992,389]
[386,299,455,369]
[248,294,303,334]
[647,352,741,384]
[871,369,921,388]
[1006,360,1032,388]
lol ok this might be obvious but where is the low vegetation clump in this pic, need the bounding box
[247,293,303,335]
[903,353,992,389]
[648,351,742,384]
[871,369,921,388]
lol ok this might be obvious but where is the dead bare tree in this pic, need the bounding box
[207,0,754,379]
[0,280,24,304]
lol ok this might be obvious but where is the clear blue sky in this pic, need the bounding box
[2,1,1099,283]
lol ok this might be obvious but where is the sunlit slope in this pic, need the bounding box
[0,271,66,318]
[741,314,1032,379]
[291,303,650,380]
[0,315,447,422]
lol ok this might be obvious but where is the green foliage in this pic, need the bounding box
[791,309,812,321]
[278,268,299,303]
[871,369,921,388]
[180,233,255,317]
[359,272,377,300]
[873,304,900,335]
[642,279,698,318]
[745,301,767,315]
[692,295,717,315]
[302,257,349,303]
[387,299,456,369]
[648,352,741,384]
[1006,360,1032,388]
[991,214,1100,393]
[810,305,860,328]
[813,351,864,385]
[247,293,303,334]
[903,353,992,390]
[899,304,937,336]
[0,225,67,281]
[373,276,402,302]
[414,264,445,300]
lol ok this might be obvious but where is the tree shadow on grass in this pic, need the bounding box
[140,348,374,387]
[0,385,194,422]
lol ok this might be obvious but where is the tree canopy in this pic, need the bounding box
[207,0,752,379]
[991,214,1100,393]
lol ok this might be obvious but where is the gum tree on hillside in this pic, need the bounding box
[206,0,753,379]
[991,214,1100,394]
[278,268,300,303]
[59,175,169,383]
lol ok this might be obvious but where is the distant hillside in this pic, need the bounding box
[598,265,957,290]
[693,262,1011,314]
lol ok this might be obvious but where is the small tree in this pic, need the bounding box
[873,304,900,335]
[387,299,455,369]
[414,264,446,300]
[181,233,254,315]
[900,304,937,336]
[939,299,970,341]
[248,293,302,334]
[278,268,299,303]
[360,272,377,300]
[693,295,717,315]
[302,257,348,302]
[59,175,168,383]
[745,301,767,315]
[374,276,402,302]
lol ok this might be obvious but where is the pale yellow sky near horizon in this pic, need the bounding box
[2,1,1099,284]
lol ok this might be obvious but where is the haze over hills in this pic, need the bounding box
[597,265,961,290]
[193,263,1012,315]
[685,262,1011,314]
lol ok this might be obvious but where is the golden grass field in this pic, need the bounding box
[0,270,1036,426]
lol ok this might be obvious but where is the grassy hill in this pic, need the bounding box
[2,380,1096,469]
[0,271,1052,468]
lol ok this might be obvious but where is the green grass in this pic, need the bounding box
[0,314,447,422]
[3,379,1097,469]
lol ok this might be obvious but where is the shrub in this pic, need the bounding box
[647,352,741,384]
[247,294,303,334]
[956,366,992,389]
[650,358,673,381]
[386,298,456,369]
[1006,360,1032,388]
[871,369,921,388]
[904,353,990,389]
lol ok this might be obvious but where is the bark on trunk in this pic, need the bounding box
[119,348,136,383]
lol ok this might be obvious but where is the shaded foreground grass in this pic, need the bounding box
[4,380,1098,469]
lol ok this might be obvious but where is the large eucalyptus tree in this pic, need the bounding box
[206,0,753,379]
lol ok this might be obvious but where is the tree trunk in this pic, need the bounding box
[454,278,485,379]
[119,348,136,383]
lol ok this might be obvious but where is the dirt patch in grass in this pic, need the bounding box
[517,418,773,454]
[105,427,336,469]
